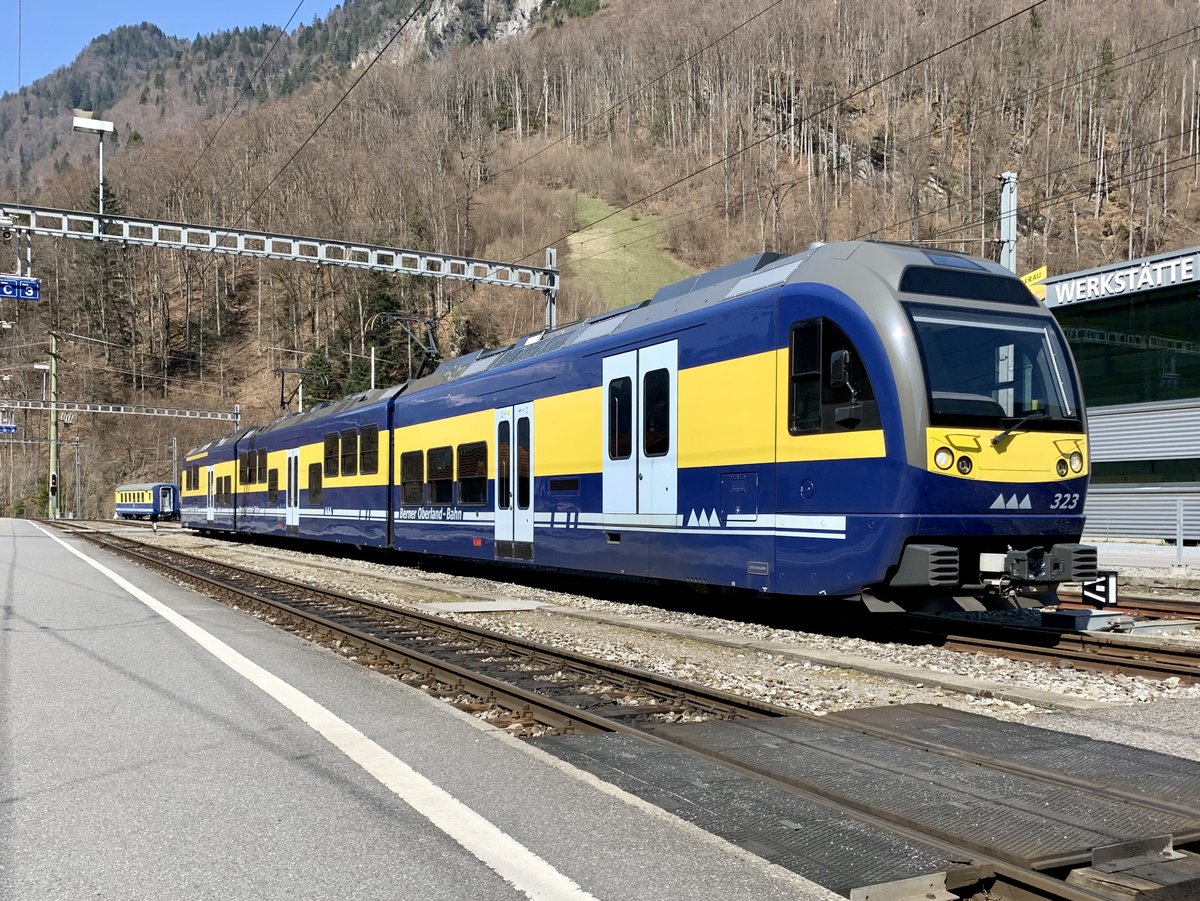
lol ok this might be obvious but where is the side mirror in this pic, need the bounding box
[830,349,862,426]
[830,349,853,390]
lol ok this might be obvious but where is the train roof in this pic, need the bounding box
[179,240,1032,441]
[116,482,176,491]
[405,240,1028,395]
[247,384,406,439]
[182,424,257,459]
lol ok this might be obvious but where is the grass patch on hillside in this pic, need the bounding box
[564,194,694,309]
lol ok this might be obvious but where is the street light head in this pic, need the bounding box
[72,116,114,134]
[33,362,50,371]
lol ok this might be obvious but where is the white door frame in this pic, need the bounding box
[637,341,679,517]
[285,448,301,532]
[494,403,534,558]
[602,340,678,521]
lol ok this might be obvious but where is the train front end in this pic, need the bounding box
[877,268,1098,610]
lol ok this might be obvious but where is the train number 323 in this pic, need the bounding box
[1050,492,1081,510]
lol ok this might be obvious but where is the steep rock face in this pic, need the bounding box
[366,0,550,65]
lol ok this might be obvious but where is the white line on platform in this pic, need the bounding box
[37,524,597,901]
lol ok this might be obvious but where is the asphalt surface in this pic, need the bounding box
[0,519,839,901]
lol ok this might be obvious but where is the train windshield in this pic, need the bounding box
[906,303,1081,428]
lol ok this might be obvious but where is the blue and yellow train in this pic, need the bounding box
[180,241,1096,610]
[115,482,180,521]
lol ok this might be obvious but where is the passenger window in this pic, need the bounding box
[643,368,670,457]
[497,422,511,510]
[341,429,359,477]
[428,446,453,505]
[267,469,279,505]
[457,441,487,506]
[257,449,267,482]
[516,418,531,510]
[324,433,339,477]
[608,377,632,460]
[401,451,424,505]
[360,425,379,475]
[788,318,880,434]
[308,463,323,506]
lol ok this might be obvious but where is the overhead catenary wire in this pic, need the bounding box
[439,0,1053,321]
[917,149,1200,248]
[195,0,432,282]
[593,25,1200,270]
[857,124,1197,244]
[178,0,307,189]
[511,0,1053,269]
[427,0,791,222]
[648,26,1200,259]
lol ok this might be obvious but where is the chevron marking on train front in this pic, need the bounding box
[990,494,1032,510]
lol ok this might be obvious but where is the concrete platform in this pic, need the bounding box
[1092,539,1200,581]
[0,518,838,901]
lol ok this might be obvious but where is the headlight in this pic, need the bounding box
[1069,451,1083,473]
[1056,459,1069,477]
[934,447,954,470]
[956,455,973,475]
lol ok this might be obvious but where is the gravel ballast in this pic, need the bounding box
[147,529,1200,760]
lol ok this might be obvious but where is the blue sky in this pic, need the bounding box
[2,0,342,94]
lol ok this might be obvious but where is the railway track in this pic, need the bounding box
[60,523,1200,901]
[85,518,1200,684]
[1058,591,1200,620]
[70,525,784,737]
[891,613,1200,683]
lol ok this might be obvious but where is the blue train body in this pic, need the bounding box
[181,242,1097,609]
[115,482,180,521]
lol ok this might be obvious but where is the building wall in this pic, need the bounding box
[1043,248,1200,541]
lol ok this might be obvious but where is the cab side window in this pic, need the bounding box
[788,317,880,434]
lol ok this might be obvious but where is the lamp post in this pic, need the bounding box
[72,115,114,216]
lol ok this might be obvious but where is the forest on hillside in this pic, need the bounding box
[3,0,1200,515]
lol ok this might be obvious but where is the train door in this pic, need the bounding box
[494,403,534,560]
[158,485,176,518]
[602,340,678,520]
[285,448,300,535]
[206,467,215,523]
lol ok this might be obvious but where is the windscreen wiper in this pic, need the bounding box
[991,408,1050,446]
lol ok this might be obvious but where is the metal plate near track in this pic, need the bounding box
[536,733,966,897]
[827,704,1200,817]
[650,716,1200,871]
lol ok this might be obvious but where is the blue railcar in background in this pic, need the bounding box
[115,482,180,521]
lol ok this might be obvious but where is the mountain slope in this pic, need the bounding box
[1,0,578,193]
